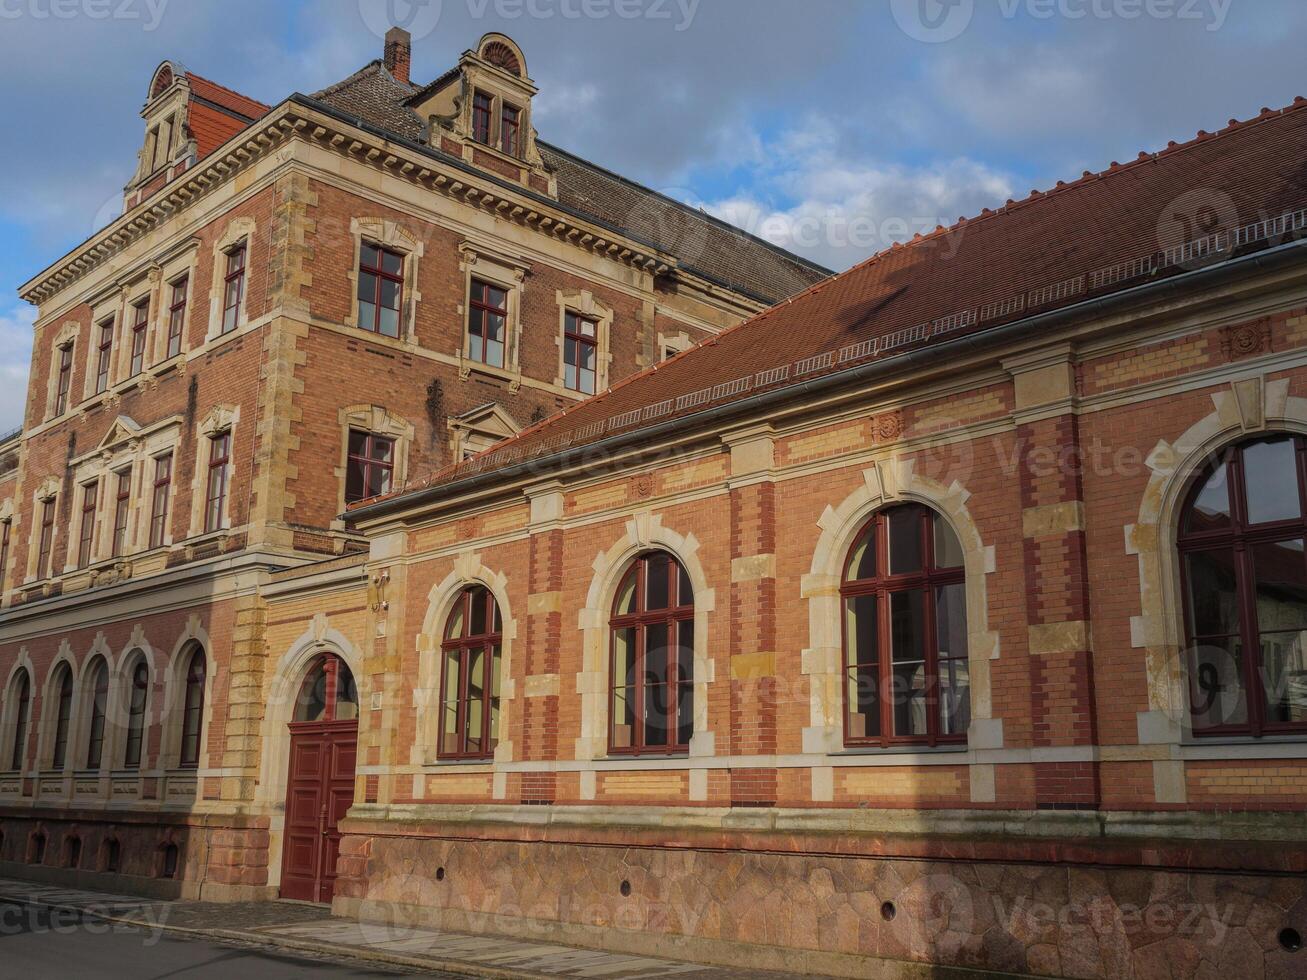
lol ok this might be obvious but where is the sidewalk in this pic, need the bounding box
[0,878,806,980]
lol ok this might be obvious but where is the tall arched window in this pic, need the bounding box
[123,660,149,769]
[293,654,358,723]
[178,648,206,768]
[50,665,73,771]
[842,503,969,747]
[1179,435,1307,737]
[439,586,502,760]
[610,552,694,756]
[85,658,109,770]
[9,670,31,772]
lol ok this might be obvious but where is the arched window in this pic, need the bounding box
[179,648,206,768]
[123,660,149,769]
[841,503,969,747]
[610,552,694,756]
[9,669,31,772]
[1179,435,1307,737]
[85,658,109,770]
[293,654,358,723]
[50,666,73,771]
[439,586,502,760]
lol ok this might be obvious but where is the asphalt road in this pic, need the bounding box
[0,899,425,978]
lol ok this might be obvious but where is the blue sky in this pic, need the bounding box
[2,0,1305,431]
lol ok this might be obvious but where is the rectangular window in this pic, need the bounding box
[563,312,598,395]
[467,278,507,368]
[0,519,10,585]
[472,91,493,144]
[345,430,395,504]
[500,103,520,156]
[357,243,403,338]
[221,243,246,335]
[129,300,149,376]
[204,432,231,533]
[149,453,172,549]
[95,318,114,394]
[111,469,131,558]
[78,481,98,568]
[37,498,55,579]
[54,344,73,416]
[166,276,187,358]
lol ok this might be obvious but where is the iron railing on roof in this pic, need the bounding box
[0,427,22,447]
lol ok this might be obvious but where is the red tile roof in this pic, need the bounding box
[184,71,270,158]
[377,95,1307,505]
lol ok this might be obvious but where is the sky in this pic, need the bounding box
[1,0,1305,432]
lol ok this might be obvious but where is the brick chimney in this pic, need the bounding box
[384,27,411,86]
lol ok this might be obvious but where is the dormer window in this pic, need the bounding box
[472,91,493,145]
[500,103,521,156]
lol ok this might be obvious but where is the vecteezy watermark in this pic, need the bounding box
[0,0,170,30]
[891,0,1232,43]
[358,0,700,41]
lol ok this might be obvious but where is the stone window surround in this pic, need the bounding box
[44,322,80,422]
[0,652,36,775]
[154,247,201,366]
[0,498,14,598]
[345,218,424,344]
[448,403,521,464]
[206,218,255,343]
[187,405,239,538]
[134,70,190,187]
[554,289,614,395]
[157,619,218,776]
[334,405,415,526]
[462,76,532,163]
[82,293,122,402]
[801,456,1002,805]
[36,645,77,772]
[25,477,60,584]
[457,239,528,390]
[1127,375,1307,803]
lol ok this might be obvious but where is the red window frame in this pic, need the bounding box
[54,344,73,415]
[9,669,30,772]
[111,469,131,558]
[85,658,109,770]
[37,498,55,579]
[204,432,231,533]
[129,300,149,375]
[356,243,404,338]
[840,504,969,748]
[166,276,187,358]
[179,648,206,768]
[345,430,395,504]
[609,552,695,756]
[1179,435,1307,738]
[149,453,172,549]
[467,278,508,367]
[221,243,246,335]
[123,661,149,769]
[438,586,502,760]
[563,312,598,394]
[78,481,98,568]
[500,102,520,155]
[293,654,358,723]
[50,666,73,771]
[472,91,493,144]
[95,318,114,394]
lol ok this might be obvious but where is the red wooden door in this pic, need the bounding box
[281,655,359,904]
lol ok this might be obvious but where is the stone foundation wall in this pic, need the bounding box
[0,808,272,902]
[333,817,1307,980]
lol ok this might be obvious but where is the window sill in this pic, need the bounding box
[426,758,495,769]
[831,744,969,758]
[461,358,520,387]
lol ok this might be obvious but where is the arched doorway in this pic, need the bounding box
[280,654,358,903]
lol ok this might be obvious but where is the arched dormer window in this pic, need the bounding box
[609,552,694,756]
[841,503,969,747]
[439,586,502,760]
[1179,435,1307,737]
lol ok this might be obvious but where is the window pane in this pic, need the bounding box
[379,306,399,338]
[935,583,968,660]
[844,595,878,666]
[613,627,637,687]
[676,682,694,747]
[345,459,365,503]
[382,250,403,276]
[470,589,488,636]
[1185,549,1241,637]
[645,554,671,610]
[1185,461,1232,533]
[846,664,880,739]
[489,643,502,747]
[358,301,377,332]
[366,460,391,497]
[486,312,505,343]
[677,562,693,607]
[890,589,927,737]
[1253,538,1307,632]
[890,589,925,662]
[1260,631,1307,725]
[933,515,964,569]
[611,686,635,748]
[485,339,504,368]
[564,335,576,366]
[1189,636,1248,730]
[358,270,376,302]
[361,244,379,269]
[615,570,637,616]
[489,285,507,309]
[379,277,401,310]
[645,623,669,686]
[1244,439,1300,525]
[348,430,369,456]
[371,438,394,464]
[892,661,929,737]
[939,658,971,736]
[468,307,485,342]
[846,525,875,581]
[677,619,694,683]
[564,363,577,390]
[466,647,485,752]
[643,683,671,747]
[888,508,923,575]
[580,342,596,370]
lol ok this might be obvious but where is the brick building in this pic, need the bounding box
[0,31,823,901]
[4,29,1307,980]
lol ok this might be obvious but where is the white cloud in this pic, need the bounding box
[699,119,1016,271]
[0,304,35,434]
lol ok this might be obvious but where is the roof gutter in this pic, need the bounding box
[348,235,1307,526]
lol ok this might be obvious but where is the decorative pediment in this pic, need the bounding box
[451,402,521,441]
[96,415,142,452]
